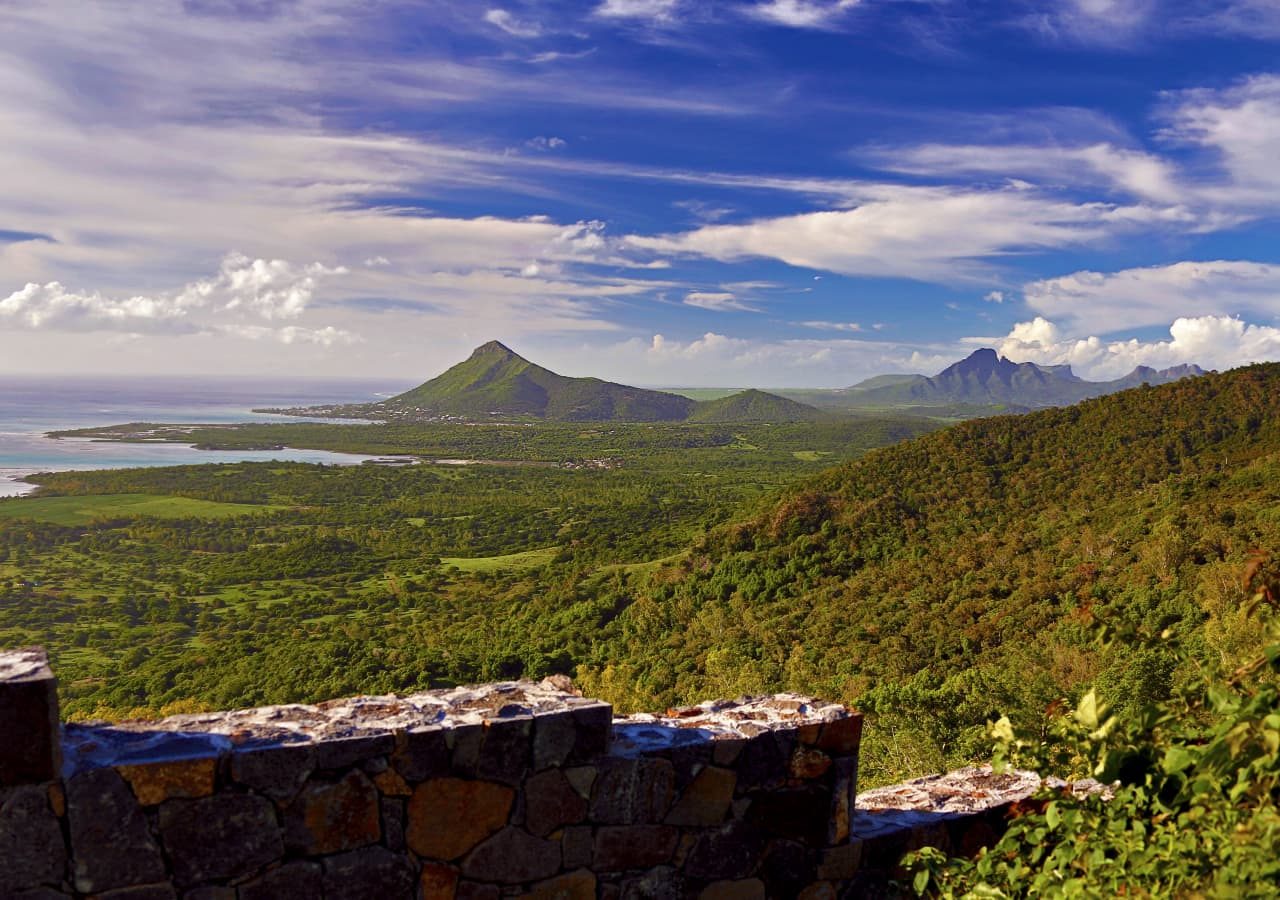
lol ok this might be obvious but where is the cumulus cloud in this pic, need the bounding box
[228,325,362,347]
[747,0,861,28]
[1022,260,1280,333]
[0,253,348,335]
[682,291,759,312]
[1160,75,1280,208]
[990,314,1280,380]
[983,290,1005,303]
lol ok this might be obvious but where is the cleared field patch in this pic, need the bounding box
[792,450,834,461]
[0,493,279,525]
[440,546,559,572]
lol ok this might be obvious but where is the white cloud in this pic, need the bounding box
[747,0,861,29]
[682,291,760,312]
[990,314,1280,379]
[0,253,348,335]
[1160,74,1280,208]
[878,142,1183,204]
[484,9,543,38]
[227,324,362,347]
[525,136,567,151]
[1022,260,1280,333]
[1022,0,1156,46]
[630,185,1172,282]
[594,0,680,20]
[797,320,862,331]
[983,290,1005,303]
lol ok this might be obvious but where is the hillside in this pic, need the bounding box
[686,389,825,423]
[384,341,695,421]
[783,348,1206,411]
[576,364,1280,779]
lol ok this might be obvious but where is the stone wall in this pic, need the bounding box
[1,647,1045,899]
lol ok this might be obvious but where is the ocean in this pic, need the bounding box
[0,375,413,497]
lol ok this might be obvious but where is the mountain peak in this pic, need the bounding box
[471,340,520,359]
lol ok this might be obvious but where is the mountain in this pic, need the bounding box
[686,389,826,423]
[800,348,1207,410]
[383,341,695,422]
[578,362,1280,779]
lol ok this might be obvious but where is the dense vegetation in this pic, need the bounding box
[0,417,934,720]
[7,362,1280,858]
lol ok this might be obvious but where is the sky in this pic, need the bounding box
[3,1,1280,387]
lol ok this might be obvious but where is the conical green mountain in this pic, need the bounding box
[686,389,826,423]
[387,341,695,421]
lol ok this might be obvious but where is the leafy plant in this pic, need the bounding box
[906,554,1280,897]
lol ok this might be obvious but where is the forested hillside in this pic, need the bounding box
[577,364,1280,781]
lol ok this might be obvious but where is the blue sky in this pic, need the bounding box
[2,0,1280,386]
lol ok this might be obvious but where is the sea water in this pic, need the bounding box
[0,375,412,497]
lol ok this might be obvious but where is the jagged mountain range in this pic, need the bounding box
[266,342,1207,423]
[781,348,1207,411]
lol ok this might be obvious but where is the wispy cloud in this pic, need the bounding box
[746,0,862,29]
[484,8,543,38]
[683,291,761,312]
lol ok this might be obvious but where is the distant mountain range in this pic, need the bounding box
[779,349,1207,412]
[265,342,825,424]
[262,343,1207,423]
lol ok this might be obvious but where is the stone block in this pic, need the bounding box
[455,882,501,900]
[592,825,678,872]
[525,768,587,837]
[117,758,217,806]
[420,862,460,900]
[816,842,862,881]
[668,744,714,791]
[184,887,236,900]
[315,734,394,771]
[0,783,68,894]
[447,723,484,777]
[157,793,282,887]
[321,846,417,899]
[284,769,381,855]
[665,765,736,827]
[789,747,832,780]
[532,709,579,770]
[816,715,863,756]
[230,743,315,801]
[0,648,60,786]
[827,757,855,846]
[66,767,167,894]
[238,860,323,900]
[478,715,532,785]
[698,880,765,900]
[8,889,72,900]
[711,738,746,767]
[683,821,765,881]
[406,777,514,861]
[796,884,836,900]
[382,796,406,851]
[736,733,791,790]
[373,767,412,797]
[745,785,831,845]
[568,703,612,763]
[521,869,597,900]
[562,825,594,869]
[758,839,813,896]
[618,865,683,900]
[393,726,450,782]
[564,766,596,799]
[461,826,561,884]
[589,758,674,825]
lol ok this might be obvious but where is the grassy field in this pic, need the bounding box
[439,546,560,572]
[0,493,279,525]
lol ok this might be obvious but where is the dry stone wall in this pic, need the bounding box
[0,647,1036,899]
[1,648,866,899]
